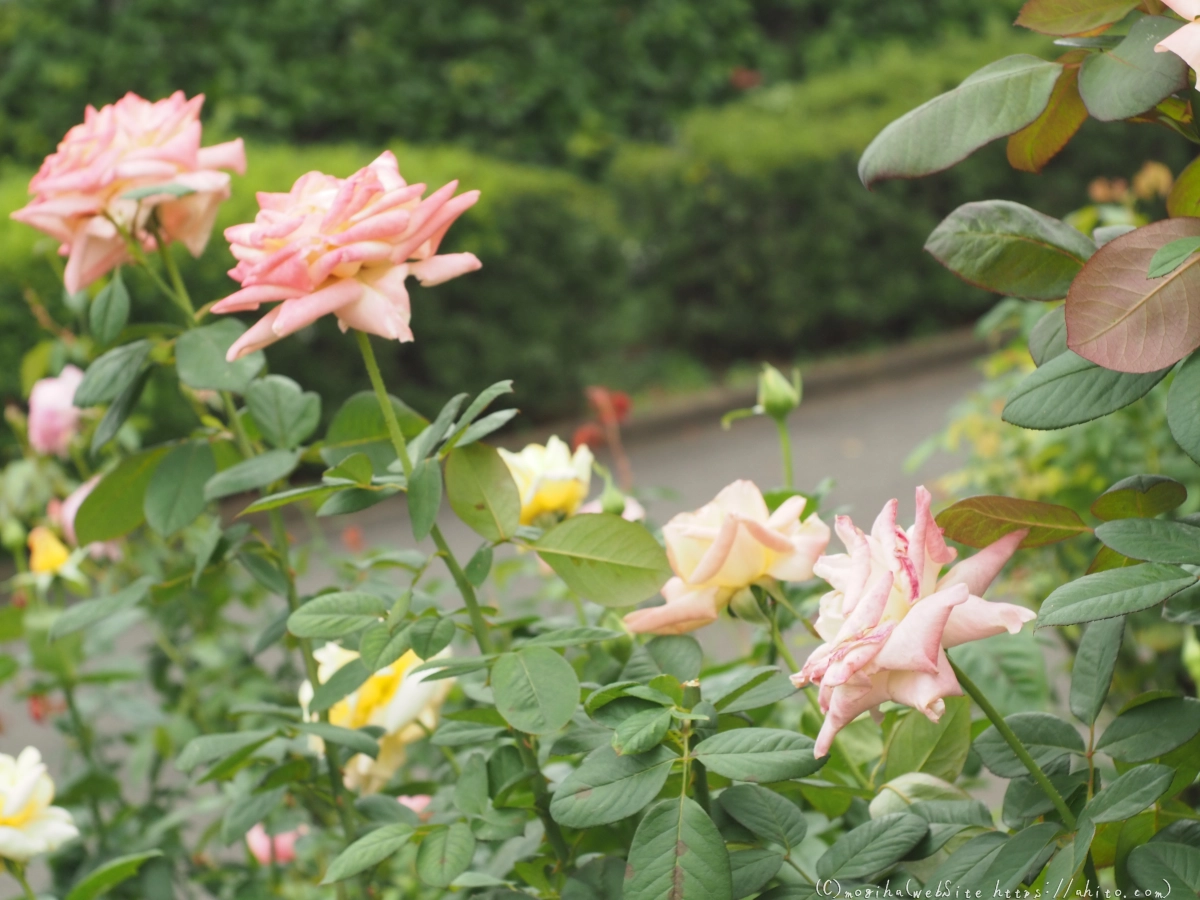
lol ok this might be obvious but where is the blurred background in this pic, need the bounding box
[0,0,1190,432]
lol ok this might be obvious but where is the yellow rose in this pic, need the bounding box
[0,747,78,862]
[299,643,452,794]
[498,436,593,525]
[27,527,69,575]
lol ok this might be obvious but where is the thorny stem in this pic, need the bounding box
[355,330,494,655]
[949,658,1078,830]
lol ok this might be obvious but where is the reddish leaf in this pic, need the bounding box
[1066,218,1200,373]
[1090,474,1187,521]
[1007,63,1088,174]
[1016,0,1138,37]
[1087,546,1140,574]
[936,496,1090,549]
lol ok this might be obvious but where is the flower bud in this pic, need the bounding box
[1,520,27,552]
[757,364,801,421]
[728,586,770,625]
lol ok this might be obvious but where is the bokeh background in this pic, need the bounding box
[0,0,1189,429]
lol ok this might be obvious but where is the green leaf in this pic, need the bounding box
[519,626,622,649]
[1168,351,1200,466]
[1066,218,1200,373]
[1084,764,1174,823]
[925,200,1094,300]
[295,722,379,757]
[935,495,1088,548]
[550,745,677,828]
[406,393,467,462]
[647,634,703,682]
[535,514,672,607]
[408,615,455,660]
[710,667,798,713]
[75,447,165,545]
[308,659,370,714]
[927,832,1010,893]
[1164,580,1200,625]
[1003,351,1169,430]
[407,458,442,542]
[1078,16,1189,121]
[143,441,216,536]
[177,729,277,772]
[175,320,265,392]
[1015,0,1138,36]
[65,851,163,900]
[949,630,1049,717]
[729,848,783,899]
[50,577,153,641]
[89,270,130,347]
[90,368,149,452]
[624,797,732,900]
[416,822,476,888]
[883,696,971,783]
[455,409,519,447]
[322,391,425,474]
[717,784,807,852]
[1149,236,1200,278]
[74,340,151,406]
[1127,842,1200,895]
[1091,475,1188,522]
[322,824,414,884]
[444,443,521,542]
[454,753,489,816]
[317,486,397,517]
[240,483,334,515]
[1039,563,1195,627]
[977,822,1061,894]
[464,544,493,586]
[1029,304,1069,366]
[859,55,1061,187]
[492,646,580,735]
[359,623,413,672]
[238,549,289,596]
[1097,696,1200,762]
[816,813,929,881]
[204,449,300,501]
[1096,518,1200,565]
[446,381,514,445]
[1069,616,1125,725]
[693,728,824,782]
[245,375,321,449]
[612,707,672,756]
[287,591,386,639]
[974,712,1085,778]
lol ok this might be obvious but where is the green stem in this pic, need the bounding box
[222,392,255,458]
[354,330,494,655]
[6,862,37,900]
[63,682,108,849]
[774,417,794,490]
[516,737,570,868]
[154,227,194,317]
[949,658,1077,830]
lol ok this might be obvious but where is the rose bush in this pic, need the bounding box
[4,10,1200,895]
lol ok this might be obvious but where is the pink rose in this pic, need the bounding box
[28,366,84,457]
[1156,2,1200,75]
[10,92,246,293]
[245,823,304,865]
[398,794,432,818]
[792,487,1036,757]
[212,151,481,361]
[51,477,122,562]
[624,480,831,635]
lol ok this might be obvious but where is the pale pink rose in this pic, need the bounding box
[10,92,246,293]
[51,477,122,561]
[624,481,831,635]
[245,823,304,865]
[212,151,481,361]
[398,794,432,817]
[28,366,84,457]
[792,486,1036,757]
[1156,2,1200,76]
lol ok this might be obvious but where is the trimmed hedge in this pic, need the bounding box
[1,26,1192,428]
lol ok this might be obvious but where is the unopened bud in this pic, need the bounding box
[757,364,801,421]
[1,519,26,552]
[729,586,770,625]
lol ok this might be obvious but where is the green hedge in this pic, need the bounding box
[1,26,1193,431]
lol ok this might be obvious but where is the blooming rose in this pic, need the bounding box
[27,527,70,575]
[625,480,831,635]
[245,823,305,865]
[28,366,83,458]
[0,747,79,861]
[499,436,594,525]
[48,477,122,562]
[10,92,245,292]
[792,486,1036,757]
[298,643,451,794]
[212,151,481,361]
[1157,2,1200,76]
